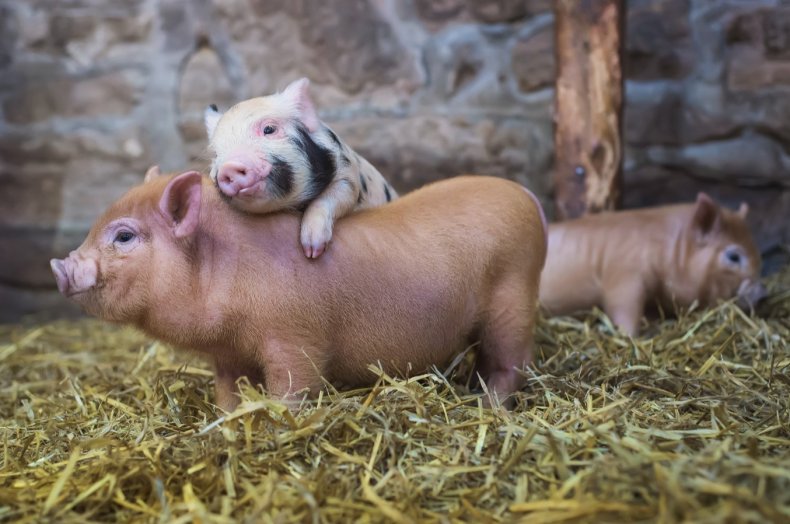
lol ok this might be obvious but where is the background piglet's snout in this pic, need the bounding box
[737,279,768,309]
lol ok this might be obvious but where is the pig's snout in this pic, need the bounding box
[50,253,98,297]
[736,279,768,310]
[50,258,71,295]
[217,159,271,198]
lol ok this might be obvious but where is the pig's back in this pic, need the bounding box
[309,176,547,384]
[539,207,682,314]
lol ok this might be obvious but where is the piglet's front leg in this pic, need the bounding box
[300,178,359,258]
[602,280,646,337]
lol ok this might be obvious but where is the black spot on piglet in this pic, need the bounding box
[293,124,336,201]
[360,175,368,194]
[384,185,392,203]
[268,156,295,199]
[209,104,218,112]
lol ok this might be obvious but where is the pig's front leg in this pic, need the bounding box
[213,357,265,412]
[300,178,358,258]
[261,339,325,406]
[602,281,646,337]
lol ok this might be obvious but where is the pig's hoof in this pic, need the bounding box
[301,221,333,259]
[303,241,328,259]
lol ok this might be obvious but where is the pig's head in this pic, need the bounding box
[679,193,765,309]
[50,167,204,323]
[205,77,333,214]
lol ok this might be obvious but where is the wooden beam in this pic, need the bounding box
[553,0,624,220]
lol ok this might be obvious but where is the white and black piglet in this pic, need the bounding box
[204,78,397,258]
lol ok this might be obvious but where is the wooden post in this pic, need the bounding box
[553,0,624,220]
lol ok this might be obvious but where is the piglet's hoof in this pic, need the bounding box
[303,241,328,259]
[300,220,333,259]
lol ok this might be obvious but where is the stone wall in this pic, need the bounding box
[1,0,789,322]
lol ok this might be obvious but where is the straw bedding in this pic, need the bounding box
[1,268,789,523]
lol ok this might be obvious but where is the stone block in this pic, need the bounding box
[3,70,144,124]
[329,114,553,195]
[0,168,64,228]
[512,24,554,93]
[0,226,86,289]
[625,0,694,80]
[0,284,83,324]
[178,46,236,115]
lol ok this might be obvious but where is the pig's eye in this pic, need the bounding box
[114,231,135,244]
[722,246,744,268]
[262,125,277,135]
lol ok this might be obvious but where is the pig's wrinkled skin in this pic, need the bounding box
[51,170,547,411]
[205,78,397,259]
[540,193,765,336]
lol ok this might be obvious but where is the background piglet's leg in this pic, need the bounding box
[300,179,360,258]
[602,280,646,337]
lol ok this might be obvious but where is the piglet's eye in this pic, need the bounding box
[723,246,744,267]
[114,231,135,244]
[263,125,277,135]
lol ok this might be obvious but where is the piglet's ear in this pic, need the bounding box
[144,165,162,183]
[159,171,203,238]
[281,77,320,133]
[737,202,749,219]
[204,104,223,138]
[692,192,720,236]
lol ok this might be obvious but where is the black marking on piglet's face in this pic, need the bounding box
[359,174,368,194]
[293,124,336,201]
[385,185,392,203]
[269,156,295,199]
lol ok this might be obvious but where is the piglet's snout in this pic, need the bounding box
[736,279,767,310]
[50,252,98,297]
[217,158,271,197]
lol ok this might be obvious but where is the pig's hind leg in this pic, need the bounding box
[300,178,359,258]
[476,278,538,408]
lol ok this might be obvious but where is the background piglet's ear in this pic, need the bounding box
[691,192,720,236]
[281,77,320,133]
[159,171,203,238]
[204,104,222,138]
[143,165,162,183]
[737,202,749,219]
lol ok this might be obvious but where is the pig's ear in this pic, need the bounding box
[737,202,749,219]
[159,171,203,238]
[282,77,320,133]
[204,104,223,138]
[691,192,720,236]
[143,165,162,184]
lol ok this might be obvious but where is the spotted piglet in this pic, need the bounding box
[204,78,397,258]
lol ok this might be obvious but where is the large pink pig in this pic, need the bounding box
[540,193,765,336]
[51,170,547,411]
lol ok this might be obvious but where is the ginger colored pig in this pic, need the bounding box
[51,171,547,411]
[205,78,397,258]
[540,193,765,336]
